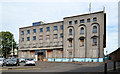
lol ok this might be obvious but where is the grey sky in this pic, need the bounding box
[0,0,119,54]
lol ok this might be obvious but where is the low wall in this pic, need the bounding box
[47,58,104,62]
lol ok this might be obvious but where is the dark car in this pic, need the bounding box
[6,58,20,66]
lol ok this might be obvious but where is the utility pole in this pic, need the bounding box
[89,2,91,13]
[12,36,13,57]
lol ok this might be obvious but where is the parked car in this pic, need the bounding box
[0,58,5,67]
[25,58,35,66]
[19,58,26,63]
[6,58,20,66]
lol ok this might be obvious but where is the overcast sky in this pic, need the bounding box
[0,0,119,55]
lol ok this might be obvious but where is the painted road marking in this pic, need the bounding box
[0,68,40,71]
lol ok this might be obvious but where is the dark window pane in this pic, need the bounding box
[69,29,72,35]
[69,21,72,25]
[27,37,30,41]
[40,28,43,32]
[33,29,36,33]
[80,27,84,34]
[54,26,57,30]
[93,26,97,33]
[80,19,84,23]
[27,30,30,34]
[60,25,63,30]
[33,36,36,40]
[60,33,63,38]
[87,18,90,22]
[46,27,50,31]
[21,31,24,35]
[93,17,97,21]
[74,20,78,24]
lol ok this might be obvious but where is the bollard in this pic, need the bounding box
[104,62,107,74]
[113,61,116,71]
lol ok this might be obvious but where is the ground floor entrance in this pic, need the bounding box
[19,48,63,61]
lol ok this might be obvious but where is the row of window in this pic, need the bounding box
[69,26,97,35]
[69,17,97,25]
[21,25,63,35]
[68,37,97,47]
[21,33,63,41]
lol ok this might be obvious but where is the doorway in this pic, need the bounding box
[38,52,44,61]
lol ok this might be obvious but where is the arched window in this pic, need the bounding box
[69,29,72,35]
[80,27,84,34]
[93,26,97,33]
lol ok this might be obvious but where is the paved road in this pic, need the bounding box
[1,61,120,72]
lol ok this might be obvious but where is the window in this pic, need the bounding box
[87,18,90,22]
[93,37,97,46]
[33,36,36,40]
[60,25,63,30]
[39,35,43,40]
[80,19,84,23]
[93,17,97,21]
[54,34,57,39]
[46,27,50,31]
[80,27,84,34]
[21,38,24,41]
[27,37,30,41]
[80,39,84,47]
[54,26,57,30]
[40,28,43,32]
[27,30,30,34]
[74,20,78,24]
[21,31,24,35]
[46,35,50,39]
[68,40,72,47]
[69,21,72,25]
[60,33,63,38]
[69,29,72,35]
[33,29,36,33]
[93,26,97,33]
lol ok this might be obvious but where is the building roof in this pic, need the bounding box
[63,11,104,19]
[19,21,63,29]
[19,11,105,29]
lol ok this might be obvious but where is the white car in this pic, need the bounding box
[19,58,26,63]
[25,59,35,66]
[0,58,5,67]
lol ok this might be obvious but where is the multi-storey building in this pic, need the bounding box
[19,11,106,61]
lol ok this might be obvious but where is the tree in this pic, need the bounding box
[0,31,17,58]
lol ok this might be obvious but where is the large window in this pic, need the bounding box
[69,29,72,35]
[21,31,24,35]
[27,30,30,34]
[40,28,43,32]
[33,29,36,33]
[54,26,57,30]
[93,26,97,33]
[27,37,30,41]
[80,27,84,34]
[60,25,63,30]
[46,27,50,31]
[33,36,36,40]
[93,37,97,46]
